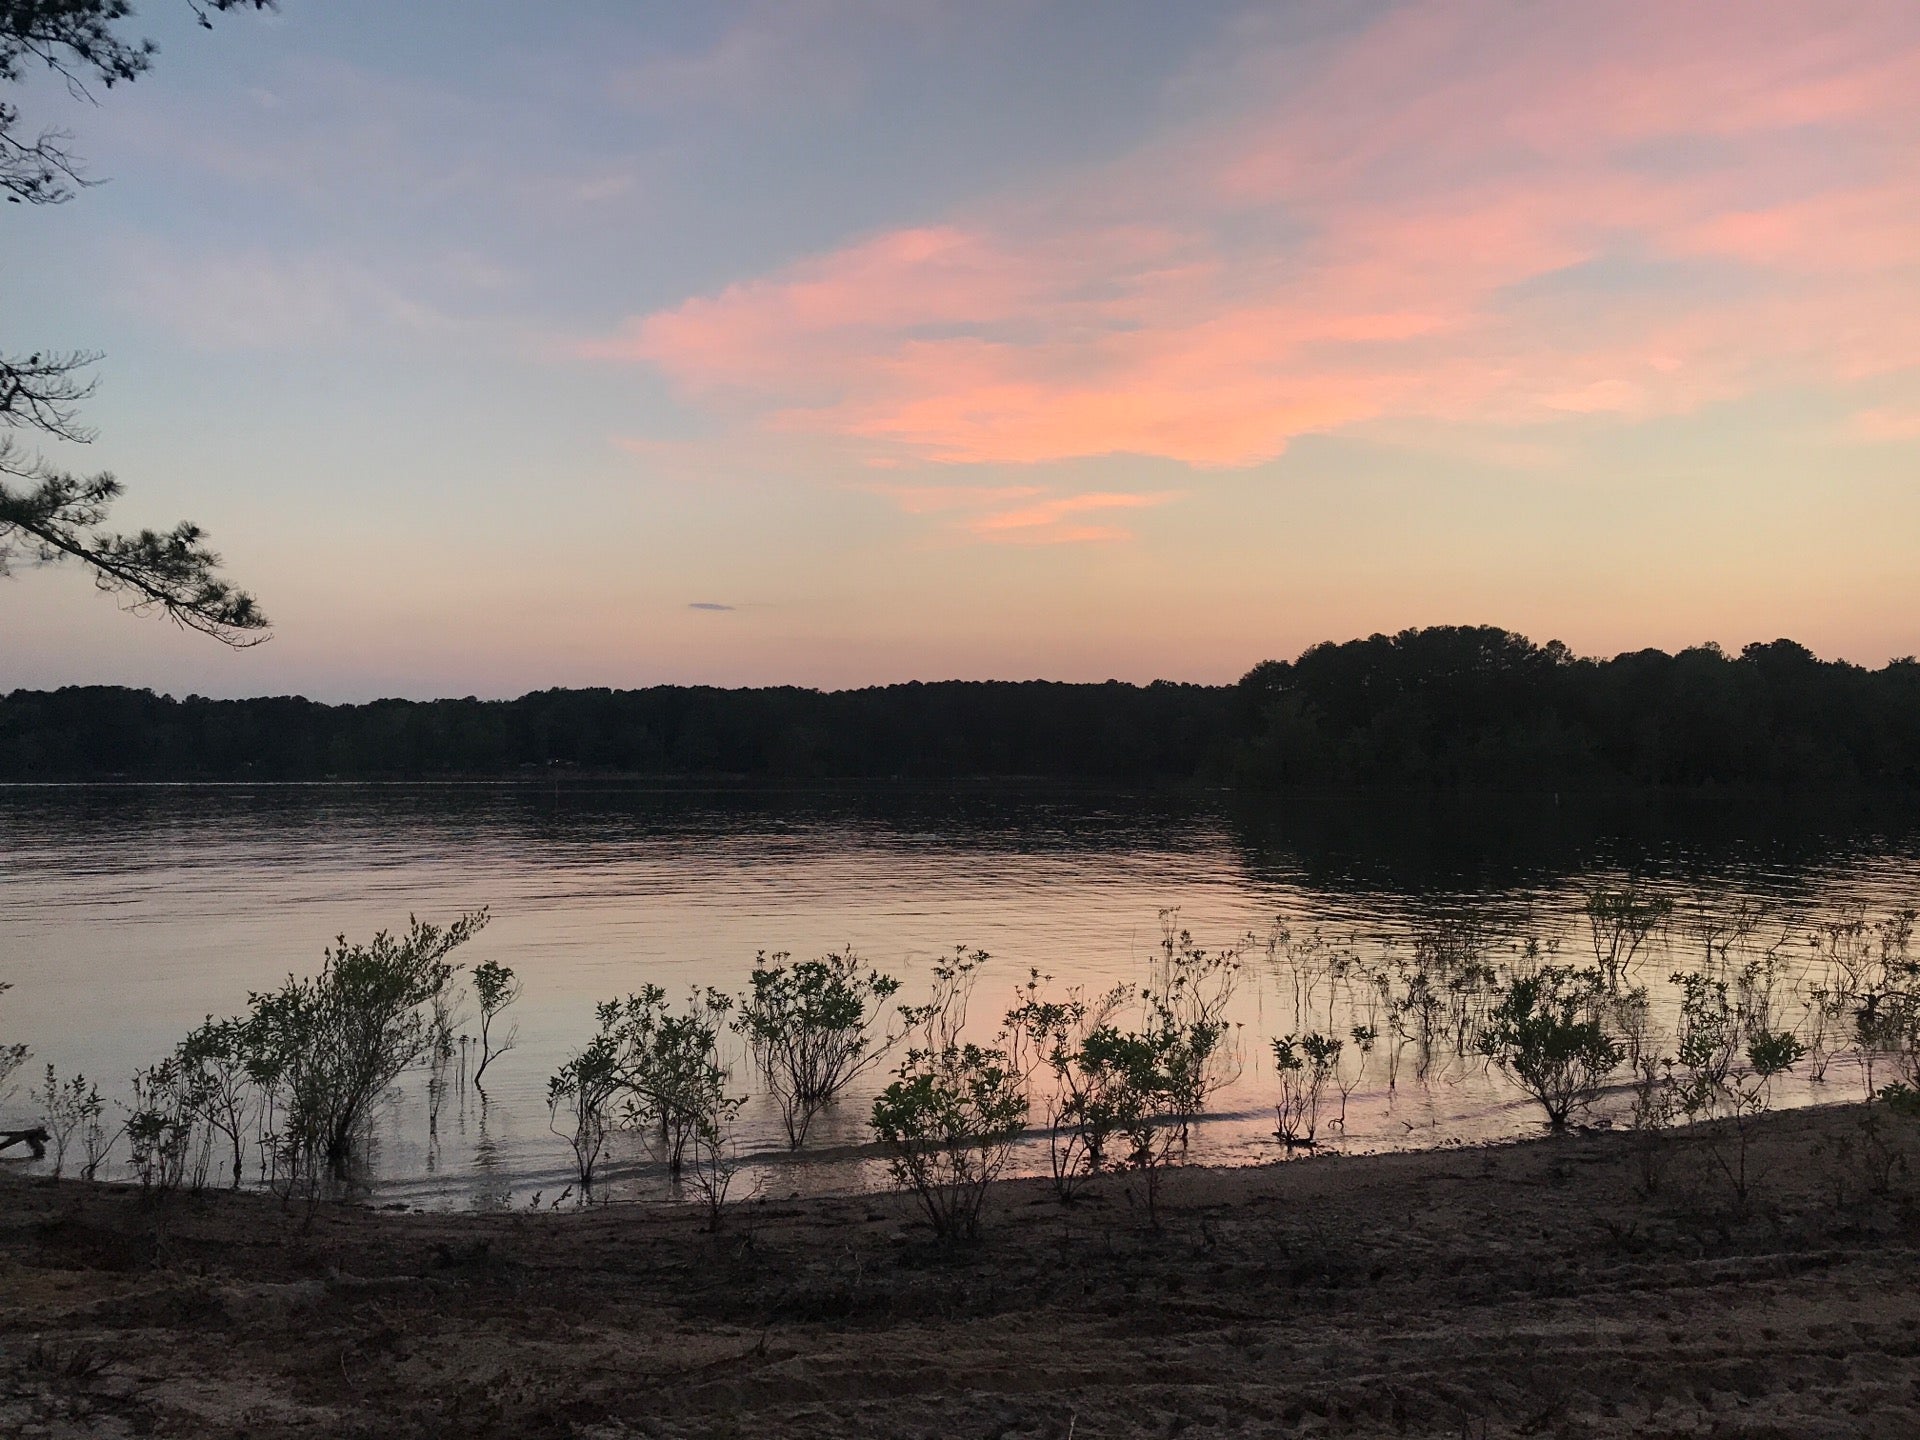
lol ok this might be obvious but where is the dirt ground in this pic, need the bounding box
[4,1104,1919,1439]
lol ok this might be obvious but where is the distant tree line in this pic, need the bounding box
[1231,628,1920,789]
[0,678,1229,782]
[4,627,1918,788]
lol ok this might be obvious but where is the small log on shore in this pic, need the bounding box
[0,1127,49,1160]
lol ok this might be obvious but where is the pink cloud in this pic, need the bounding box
[967,490,1179,544]
[589,1,1920,480]
[858,482,1179,545]
[861,482,1042,515]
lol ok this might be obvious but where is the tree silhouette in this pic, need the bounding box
[3,633,1916,787]
[0,1,272,646]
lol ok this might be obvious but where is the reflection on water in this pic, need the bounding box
[1,783,1916,1209]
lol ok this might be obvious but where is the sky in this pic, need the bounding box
[4,0,1919,700]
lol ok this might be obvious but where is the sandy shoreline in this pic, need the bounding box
[4,1103,1919,1438]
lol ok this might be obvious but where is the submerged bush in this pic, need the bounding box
[548,985,745,1206]
[1009,949,1234,1221]
[1584,883,1672,984]
[871,950,1027,1241]
[1477,966,1623,1130]
[1005,974,1129,1201]
[470,957,522,1089]
[244,910,489,1188]
[1849,914,1920,1097]
[735,948,902,1148]
[599,986,742,1174]
[548,1025,623,1194]
[1272,1032,1341,1148]
[1147,913,1244,1121]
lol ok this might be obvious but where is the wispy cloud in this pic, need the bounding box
[860,481,1178,545]
[688,601,737,611]
[964,490,1180,545]
[588,1,1920,470]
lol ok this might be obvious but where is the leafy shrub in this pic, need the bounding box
[1814,1102,1908,1204]
[424,978,459,1141]
[1333,1023,1375,1124]
[125,1058,199,1197]
[683,1101,745,1231]
[1583,883,1672,983]
[1074,1020,1191,1227]
[1272,1032,1341,1147]
[1880,1080,1920,1118]
[470,957,521,1088]
[1365,918,1502,1086]
[602,986,742,1175]
[243,911,488,1188]
[177,1017,256,1188]
[548,985,745,1206]
[1666,969,1805,1207]
[1476,966,1623,1130]
[548,1025,622,1194]
[1005,973,1129,1201]
[1009,952,1233,1222]
[1625,1050,1675,1195]
[871,950,1027,1241]
[1851,919,1920,1096]
[735,948,902,1147]
[1147,913,1244,1120]
[34,1066,104,1179]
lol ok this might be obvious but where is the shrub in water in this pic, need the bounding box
[735,948,902,1148]
[1147,912,1244,1122]
[552,986,747,1209]
[242,910,488,1187]
[1851,916,1920,1097]
[683,1098,746,1231]
[1005,973,1131,1201]
[1583,883,1672,984]
[600,985,741,1175]
[1272,1032,1341,1148]
[1074,1018,1192,1228]
[470,957,522,1089]
[1476,965,1623,1130]
[1009,962,1228,1221]
[548,1024,623,1195]
[1335,1023,1376,1125]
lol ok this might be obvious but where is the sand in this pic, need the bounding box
[4,1104,1919,1438]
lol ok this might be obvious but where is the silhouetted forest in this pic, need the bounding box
[4,628,1918,788]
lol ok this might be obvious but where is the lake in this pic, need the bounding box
[2,784,1917,1209]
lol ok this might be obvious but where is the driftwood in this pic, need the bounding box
[0,1127,49,1160]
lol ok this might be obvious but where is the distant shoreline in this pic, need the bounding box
[2,774,1915,801]
[10,628,1920,790]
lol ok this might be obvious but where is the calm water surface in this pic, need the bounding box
[3,784,1917,1209]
